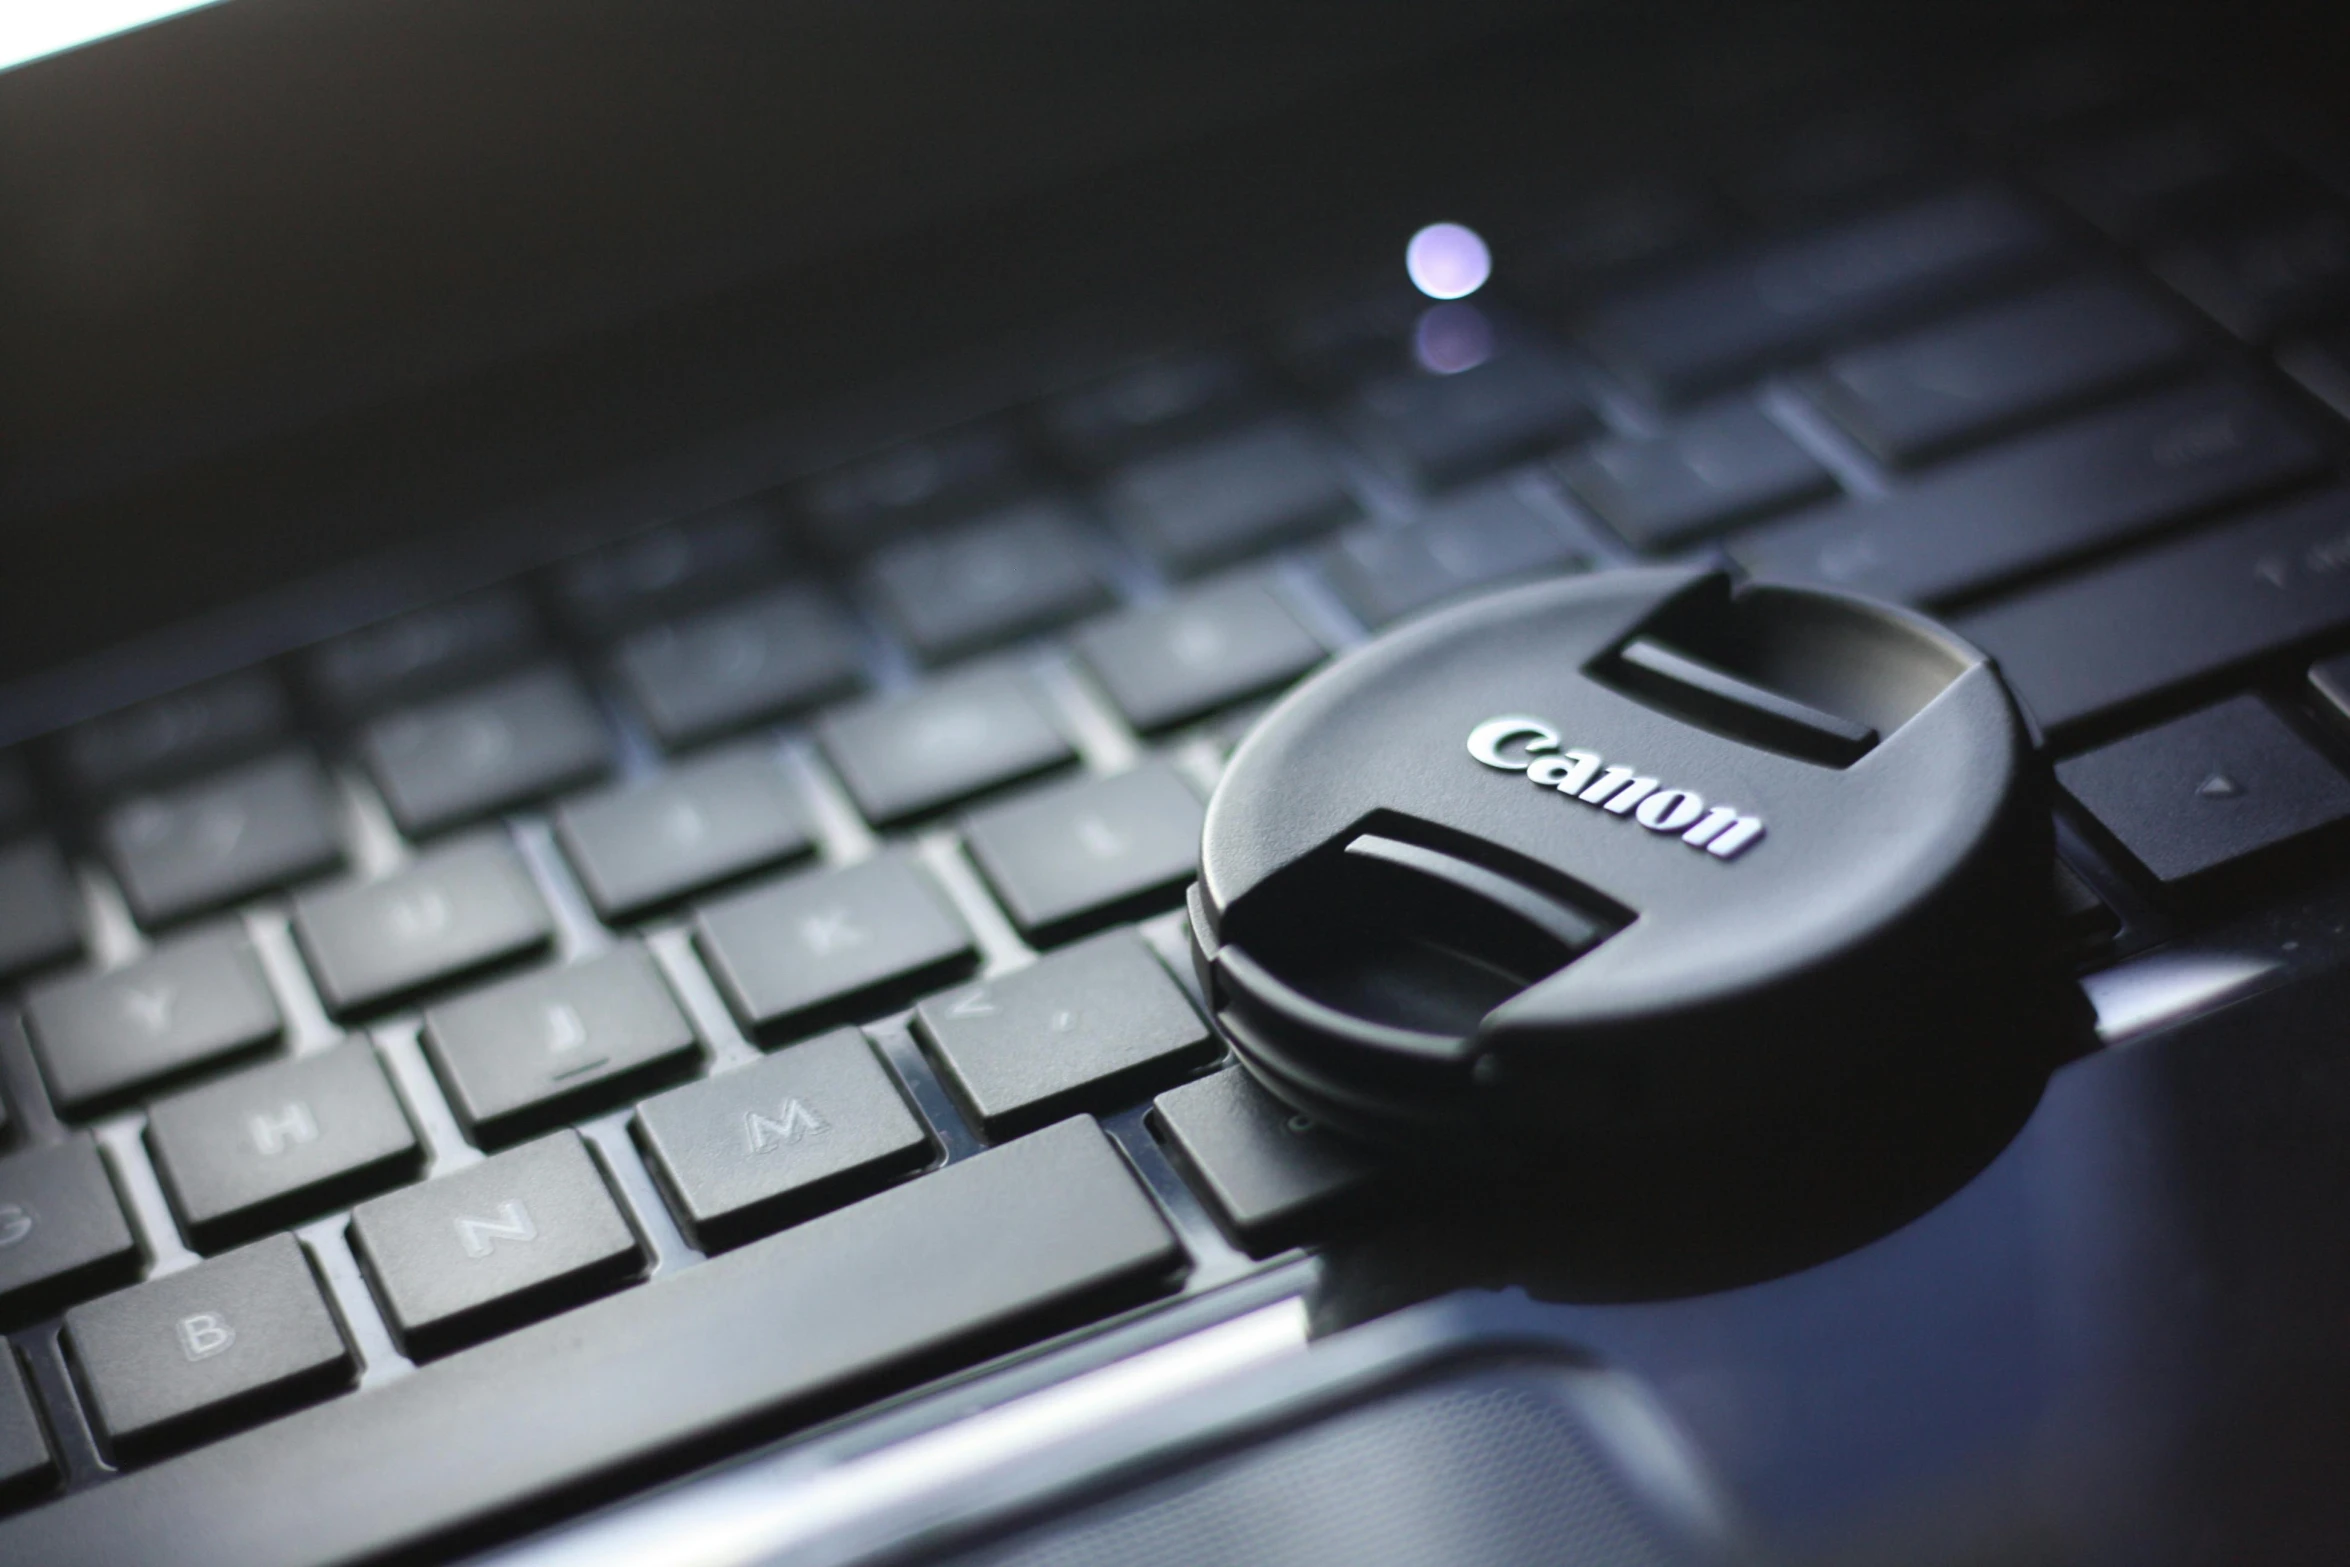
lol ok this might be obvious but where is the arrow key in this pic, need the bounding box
[2058,693,2350,891]
[632,1029,931,1250]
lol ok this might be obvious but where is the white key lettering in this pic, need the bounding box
[744,1098,828,1153]
[177,1312,236,1362]
[545,1003,590,1054]
[947,989,995,1017]
[0,1203,31,1249]
[248,1101,320,1157]
[121,983,177,1034]
[800,908,866,956]
[388,888,451,942]
[454,1200,537,1258]
[1074,815,1126,859]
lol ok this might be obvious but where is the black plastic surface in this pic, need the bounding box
[1191,569,2068,1159]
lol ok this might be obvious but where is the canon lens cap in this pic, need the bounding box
[1188,567,2063,1164]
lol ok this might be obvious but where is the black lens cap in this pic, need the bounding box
[1188,567,2065,1165]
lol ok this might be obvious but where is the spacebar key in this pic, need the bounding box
[0,1118,1184,1567]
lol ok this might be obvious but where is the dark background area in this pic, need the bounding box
[2,0,2346,687]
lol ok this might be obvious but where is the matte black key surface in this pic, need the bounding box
[0,839,81,982]
[1559,399,1834,549]
[964,762,1204,944]
[696,852,975,1036]
[361,666,612,835]
[1041,351,1261,471]
[1343,346,1598,491]
[1808,276,2194,465]
[101,752,345,927]
[423,945,699,1146]
[1958,490,2350,744]
[302,590,540,720]
[613,582,864,748]
[1321,481,1582,629]
[147,1041,421,1251]
[27,929,282,1115]
[1075,578,1325,732]
[2154,201,2350,343]
[1578,185,2060,401]
[1152,1067,1377,1254]
[551,508,786,639]
[1106,420,1359,577]
[57,672,289,797]
[802,425,1030,554]
[555,747,812,920]
[864,500,1113,663]
[0,1349,54,1508]
[66,1233,351,1462]
[818,664,1073,826]
[349,1130,640,1359]
[915,931,1217,1139]
[0,1137,139,1327]
[292,836,553,1016]
[633,1027,930,1250]
[2057,695,2350,889]
[0,1118,1178,1567]
[1730,379,2327,607]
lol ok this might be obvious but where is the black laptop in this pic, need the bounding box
[6,0,2350,1561]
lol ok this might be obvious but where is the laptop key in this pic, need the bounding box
[65,1233,352,1462]
[423,945,699,1147]
[349,1130,642,1359]
[292,836,554,1017]
[101,752,346,927]
[613,582,864,749]
[555,747,812,922]
[0,1120,1179,1567]
[1321,481,1582,629]
[1344,347,1598,492]
[361,666,612,836]
[1807,276,2195,465]
[1106,420,1359,577]
[695,852,975,1038]
[1559,398,1834,549]
[633,1027,931,1251]
[27,928,282,1116]
[818,664,1073,827]
[801,424,1031,556]
[963,762,1204,944]
[915,930,1218,1139]
[550,508,787,639]
[1075,578,1324,733]
[0,839,82,982]
[1957,490,2350,745]
[301,590,540,720]
[2058,694,2350,891]
[1578,184,2059,402]
[2153,200,2350,343]
[1041,351,1261,471]
[56,672,289,797]
[1730,379,2328,607]
[0,1137,140,1328]
[146,1041,421,1252]
[1152,1067,1378,1255]
[863,500,1113,664]
[0,1350,54,1509]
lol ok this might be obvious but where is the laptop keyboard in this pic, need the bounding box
[6,39,2350,1562]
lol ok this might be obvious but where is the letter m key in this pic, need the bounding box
[454,1200,538,1259]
